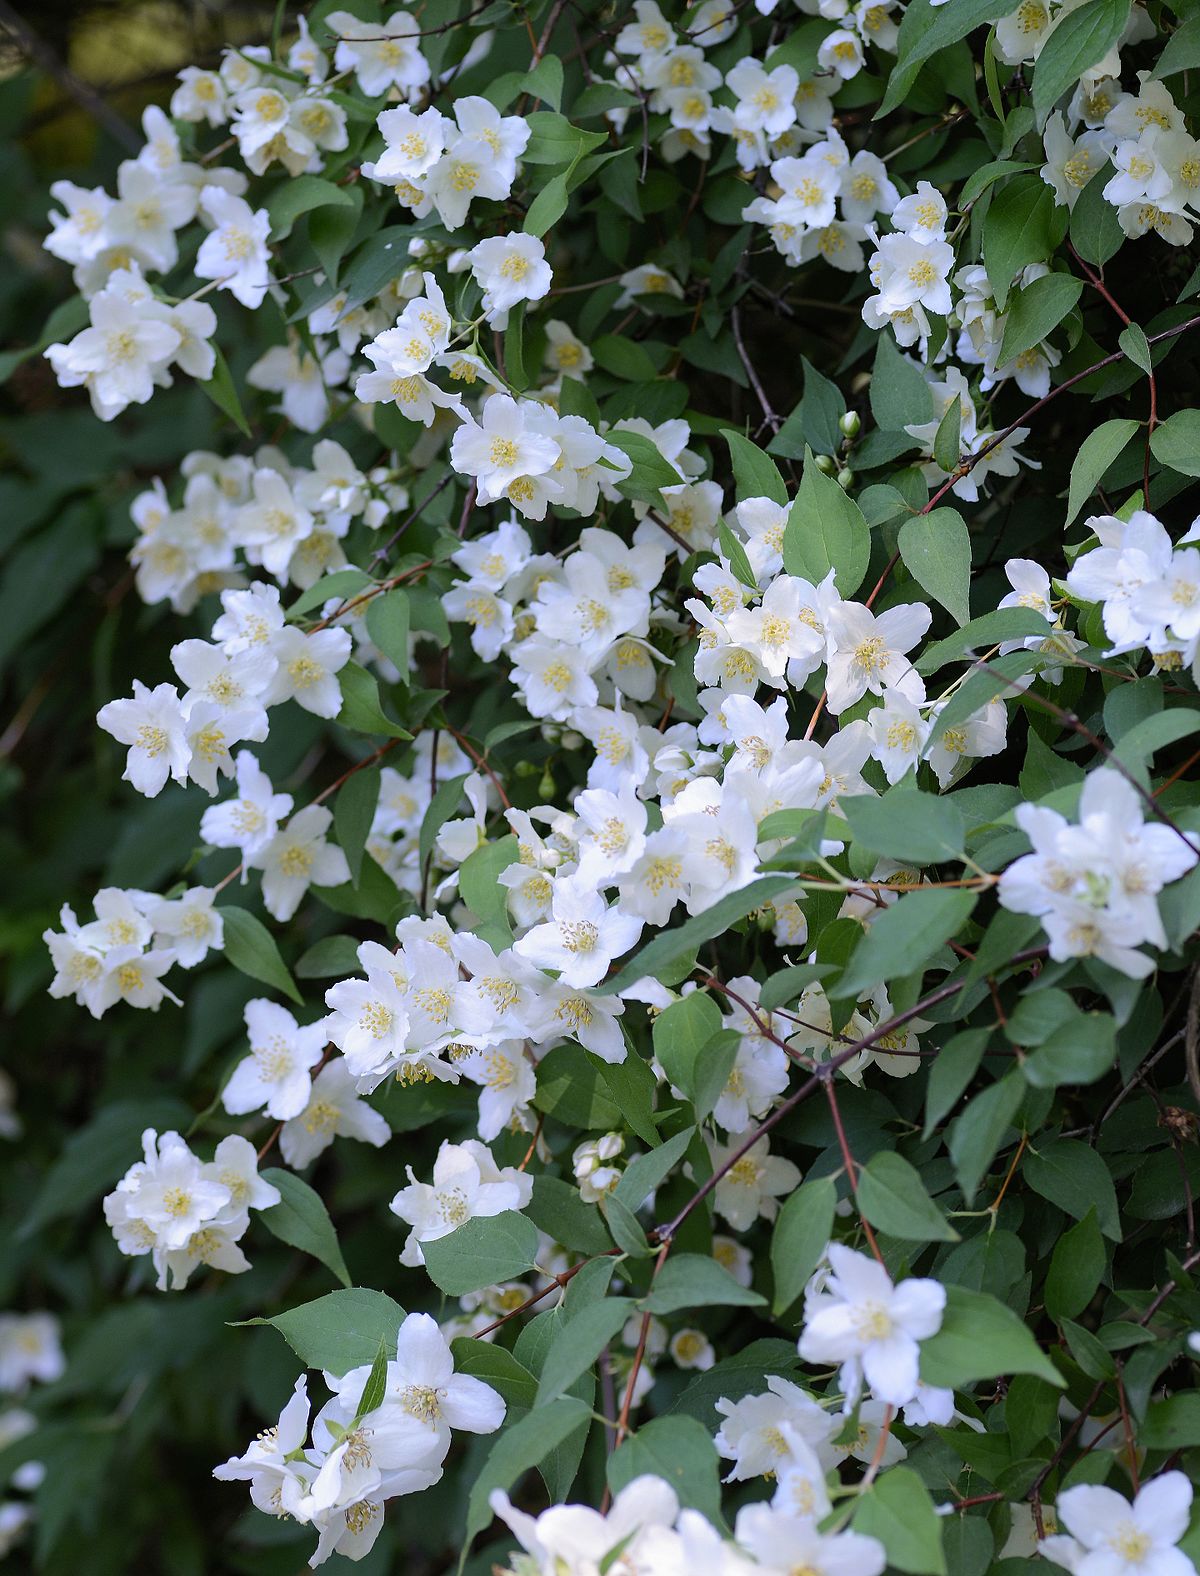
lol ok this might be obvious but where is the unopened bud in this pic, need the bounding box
[837,468,856,490]
[815,453,837,475]
[538,767,556,800]
[839,410,861,438]
[514,760,539,778]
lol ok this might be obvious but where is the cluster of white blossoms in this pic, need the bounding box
[102,1129,280,1291]
[999,766,1198,978]
[0,1313,64,1558]
[1065,509,1200,677]
[214,1312,504,1567]
[42,885,220,1019]
[362,95,528,232]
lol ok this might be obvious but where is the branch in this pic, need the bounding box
[0,1,140,153]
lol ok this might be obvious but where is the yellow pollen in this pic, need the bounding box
[163,1186,191,1217]
[278,845,314,878]
[643,855,682,894]
[489,437,519,468]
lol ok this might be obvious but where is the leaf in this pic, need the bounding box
[295,934,362,978]
[463,1396,592,1548]
[924,1028,989,1138]
[418,771,469,868]
[858,1152,959,1243]
[898,507,972,627]
[1155,14,1200,78]
[1032,0,1130,125]
[340,226,413,311]
[266,173,355,240]
[422,1211,540,1296]
[1066,419,1139,523]
[608,1416,723,1522]
[459,834,518,947]
[1150,410,1200,478]
[840,790,965,864]
[259,1168,352,1288]
[248,1290,400,1383]
[722,428,788,505]
[996,273,1084,366]
[522,111,609,166]
[535,1298,633,1405]
[0,293,89,384]
[217,903,302,1005]
[287,569,374,620]
[769,356,847,459]
[309,182,363,285]
[364,589,411,683]
[450,1339,539,1410]
[1023,1137,1121,1240]
[524,170,570,237]
[947,1070,1025,1204]
[854,1466,947,1576]
[771,1175,837,1313]
[878,0,1013,119]
[919,1286,1063,1389]
[718,522,758,591]
[1044,1208,1106,1322]
[334,766,380,886]
[198,345,252,439]
[839,888,977,1000]
[600,876,800,994]
[1069,168,1124,267]
[527,1174,613,1256]
[337,661,411,739]
[643,1253,767,1315]
[353,1339,390,1422]
[1119,323,1153,375]
[652,993,720,1102]
[871,332,933,431]
[916,608,1051,674]
[983,179,1065,311]
[613,1126,695,1212]
[1141,1394,1200,1449]
[783,447,871,597]
[932,397,961,475]
[520,54,564,110]
[604,429,682,505]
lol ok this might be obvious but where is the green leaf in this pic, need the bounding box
[920,1285,1063,1389]
[593,335,660,383]
[947,1071,1025,1204]
[605,429,682,505]
[1032,0,1130,125]
[644,1253,767,1314]
[259,1168,351,1288]
[871,332,933,431]
[1119,322,1153,374]
[527,1174,614,1256]
[1044,1207,1106,1322]
[996,273,1084,366]
[601,876,800,994]
[878,0,1012,119]
[309,182,363,285]
[769,356,847,460]
[1155,14,1200,78]
[422,1211,540,1296]
[287,568,374,620]
[983,179,1065,311]
[1141,1393,1200,1449]
[858,1152,959,1243]
[217,903,302,1005]
[1150,410,1200,478]
[840,789,965,864]
[340,226,413,311]
[652,993,720,1102]
[1066,419,1139,523]
[353,1339,390,1422]
[916,608,1051,674]
[364,589,411,683]
[464,1397,593,1548]
[854,1466,946,1575]
[450,1338,539,1410]
[959,159,1039,206]
[520,54,564,109]
[1070,168,1124,267]
[839,888,977,999]
[722,428,788,505]
[718,522,758,591]
[239,1289,404,1375]
[266,173,355,240]
[459,834,518,947]
[783,447,871,596]
[898,507,972,627]
[771,1175,837,1313]
[0,293,89,384]
[198,345,252,439]
[522,111,608,166]
[932,397,961,475]
[535,1298,633,1405]
[613,1126,695,1211]
[924,1028,990,1138]
[596,1050,661,1149]
[418,771,469,868]
[295,934,363,978]
[524,170,570,237]
[608,1416,723,1522]
[337,661,411,739]
[334,765,380,886]
[1023,1137,1121,1240]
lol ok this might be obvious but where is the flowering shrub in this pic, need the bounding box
[7,0,1200,1570]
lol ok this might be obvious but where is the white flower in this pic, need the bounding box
[450,395,562,508]
[390,1139,533,1266]
[213,1376,313,1519]
[46,287,181,421]
[147,887,224,967]
[263,626,351,718]
[200,750,294,865]
[326,10,430,98]
[250,804,351,921]
[714,1375,837,1480]
[469,234,553,322]
[237,468,314,581]
[736,1504,885,1576]
[1041,1472,1196,1576]
[515,877,643,988]
[711,1134,800,1231]
[0,1315,64,1393]
[280,1058,391,1169]
[491,1474,680,1575]
[97,680,191,797]
[324,942,414,1083]
[825,601,930,715]
[798,1242,945,1407]
[194,186,272,308]
[223,998,327,1120]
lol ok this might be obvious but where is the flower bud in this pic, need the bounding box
[815,453,837,475]
[538,767,556,799]
[839,410,861,438]
[837,468,855,490]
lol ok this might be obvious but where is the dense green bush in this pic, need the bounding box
[4,0,1200,1572]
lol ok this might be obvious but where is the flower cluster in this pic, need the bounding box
[0,1313,64,1558]
[102,1129,280,1290]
